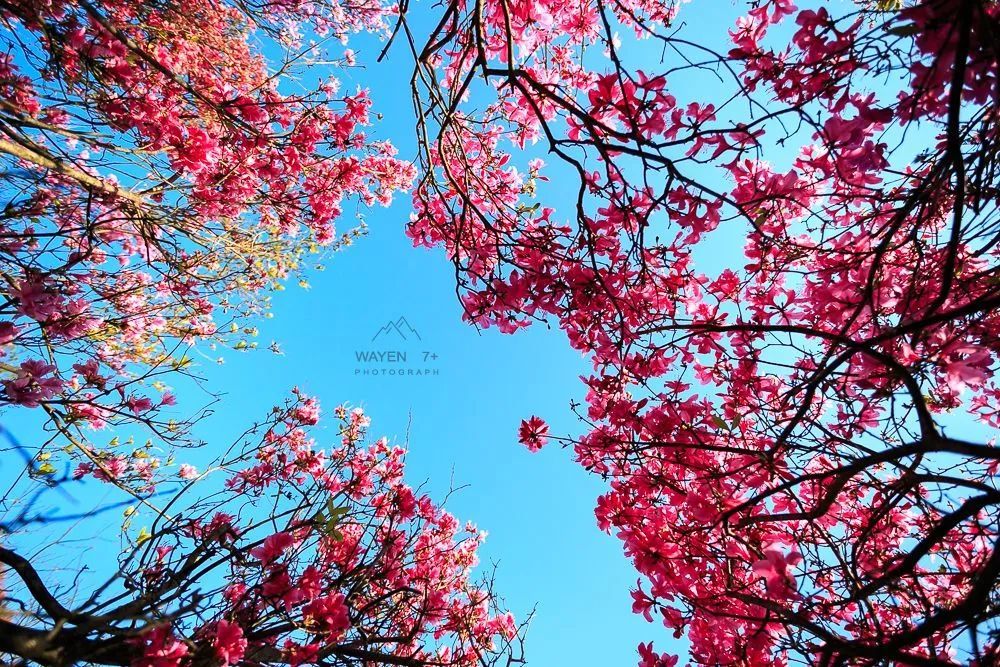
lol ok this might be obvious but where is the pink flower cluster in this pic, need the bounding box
[0,0,413,480]
[131,394,517,667]
[408,0,1000,663]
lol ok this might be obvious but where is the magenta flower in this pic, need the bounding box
[517,416,550,452]
[213,620,247,667]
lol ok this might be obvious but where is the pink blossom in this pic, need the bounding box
[943,346,992,394]
[73,360,107,389]
[638,642,679,667]
[126,395,154,415]
[212,620,247,666]
[751,544,802,599]
[10,277,62,322]
[2,360,63,407]
[517,416,550,452]
[303,593,350,639]
[73,462,94,479]
[132,626,188,667]
[290,392,321,425]
[0,321,18,346]
[94,456,129,482]
[251,531,295,565]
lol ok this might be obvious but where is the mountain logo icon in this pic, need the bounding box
[371,316,422,342]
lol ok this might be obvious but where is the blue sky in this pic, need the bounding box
[197,190,661,666]
[0,14,665,667]
[221,13,990,666]
[0,2,789,663]
[0,125,660,664]
[11,2,981,664]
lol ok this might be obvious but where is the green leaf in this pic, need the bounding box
[315,502,350,540]
[887,23,919,36]
[325,500,349,520]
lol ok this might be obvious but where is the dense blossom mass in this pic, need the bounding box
[0,2,521,667]
[0,0,413,473]
[1,394,519,666]
[405,0,1000,664]
[3,0,1000,666]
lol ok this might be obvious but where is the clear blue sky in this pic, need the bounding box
[0,124,659,664]
[0,13,672,667]
[193,43,664,656]
[221,15,990,667]
[173,7,992,667]
[197,191,662,666]
[8,3,923,663]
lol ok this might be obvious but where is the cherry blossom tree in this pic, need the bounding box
[0,4,523,667]
[0,392,523,667]
[0,0,413,475]
[399,0,1000,664]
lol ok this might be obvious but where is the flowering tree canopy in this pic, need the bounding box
[401,0,1000,664]
[4,0,1000,665]
[0,0,413,463]
[0,394,521,667]
[0,2,520,667]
